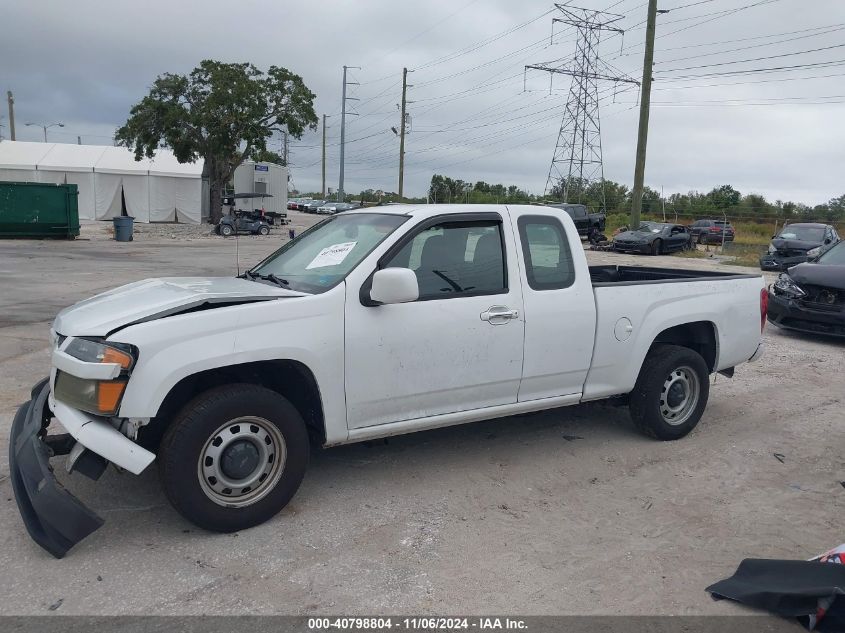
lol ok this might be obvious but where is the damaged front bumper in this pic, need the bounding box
[9,379,105,558]
[767,291,845,338]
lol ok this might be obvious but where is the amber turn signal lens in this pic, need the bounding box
[101,347,133,370]
[97,380,127,415]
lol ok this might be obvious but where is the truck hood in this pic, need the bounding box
[53,277,305,337]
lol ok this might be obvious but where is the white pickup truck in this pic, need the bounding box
[10,204,767,557]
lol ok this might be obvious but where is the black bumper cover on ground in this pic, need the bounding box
[9,379,104,558]
[767,291,845,338]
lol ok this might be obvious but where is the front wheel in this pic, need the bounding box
[220,224,234,237]
[158,384,309,532]
[629,344,710,440]
[258,225,270,236]
[651,239,663,256]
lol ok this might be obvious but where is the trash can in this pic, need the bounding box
[112,216,134,242]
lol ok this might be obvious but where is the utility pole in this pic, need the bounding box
[338,65,360,202]
[282,130,289,166]
[7,91,16,141]
[77,136,82,145]
[321,114,328,197]
[398,67,409,201]
[630,0,659,229]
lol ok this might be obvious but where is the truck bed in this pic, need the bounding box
[589,265,758,286]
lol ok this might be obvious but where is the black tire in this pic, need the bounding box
[158,384,309,532]
[697,233,703,245]
[629,344,710,440]
[220,224,234,237]
[258,225,270,236]
[651,239,663,256]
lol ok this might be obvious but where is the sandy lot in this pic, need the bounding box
[0,214,842,616]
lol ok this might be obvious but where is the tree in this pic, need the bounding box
[251,148,285,166]
[707,185,741,210]
[116,60,317,223]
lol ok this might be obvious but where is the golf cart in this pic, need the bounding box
[216,193,280,237]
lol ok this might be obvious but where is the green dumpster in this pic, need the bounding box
[0,181,80,239]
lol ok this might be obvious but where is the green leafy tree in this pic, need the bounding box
[116,60,317,223]
[707,184,741,210]
[251,148,286,166]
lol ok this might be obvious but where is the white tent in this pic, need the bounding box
[93,147,152,222]
[0,140,203,223]
[37,144,107,220]
[0,141,53,183]
[147,152,202,223]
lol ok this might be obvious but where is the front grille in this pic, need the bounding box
[798,285,844,312]
[776,249,808,258]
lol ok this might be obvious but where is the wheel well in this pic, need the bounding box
[651,321,717,372]
[138,360,325,451]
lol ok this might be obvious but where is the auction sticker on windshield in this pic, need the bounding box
[306,242,358,269]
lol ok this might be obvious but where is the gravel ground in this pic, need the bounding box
[0,215,842,617]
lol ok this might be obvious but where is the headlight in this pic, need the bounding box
[772,273,805,299]
[806,247,821,258]
[768,244,777,254]
[65,338,135,370]
[55,338,137,416]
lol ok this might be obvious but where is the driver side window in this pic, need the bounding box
[384,220,506,300]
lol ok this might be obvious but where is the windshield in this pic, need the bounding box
[250,213,408,293]
[818,240,845,265]
[778,226,825,242]
[635,223,664,234]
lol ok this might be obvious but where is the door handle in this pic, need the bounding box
[480,306,519,325]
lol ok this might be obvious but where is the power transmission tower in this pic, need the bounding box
[526,4,638,208]
[338,65,360,202]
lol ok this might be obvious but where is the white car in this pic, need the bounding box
[10,204,766,557]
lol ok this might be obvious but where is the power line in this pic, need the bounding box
[657,42,845,74]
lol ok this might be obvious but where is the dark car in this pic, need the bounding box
[767,239,845,337]
[302,199,329,213]
[759,223,840,271]
[546,203,606,236]
[689,219,735,245]
[613,222,692,255]
[216,213,271,237]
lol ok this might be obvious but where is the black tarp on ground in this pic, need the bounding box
[707,559,845,632]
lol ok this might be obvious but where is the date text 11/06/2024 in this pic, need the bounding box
[307,618,528,630]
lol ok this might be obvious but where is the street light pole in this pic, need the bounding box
[25,121,64,142]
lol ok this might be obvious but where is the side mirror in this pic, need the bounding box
[824,238,832,245]
[369,268,419,305]
[771,235,777,240]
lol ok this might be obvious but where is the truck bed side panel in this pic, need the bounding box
[583,276,764,400]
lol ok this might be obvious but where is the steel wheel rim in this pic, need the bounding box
[197,416,286,507]
[659,366,700,426]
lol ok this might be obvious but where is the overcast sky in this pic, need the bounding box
[2,0,844,205]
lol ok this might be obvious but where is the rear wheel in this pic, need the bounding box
[158,384,309,532]
[651,239,663,256]
[629,344,710,440]
[258,225,270,236]
[220,224,234,237]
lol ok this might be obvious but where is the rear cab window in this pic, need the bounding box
[517,215,575,290]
